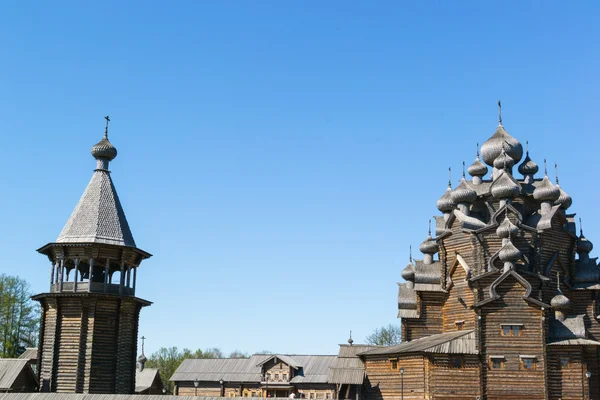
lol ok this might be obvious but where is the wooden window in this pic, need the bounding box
[489,357,505,369]
[390,360,398,370]
[451,356,463,368]
[560,357,570,368]
[326,393,332,399]
[521,357,536,370]
[252,392,256,397]
[275,373,279,381]
[310,393,315,399]
[283,374,288,380]
[456,322,464,331]
[501,325,523,336]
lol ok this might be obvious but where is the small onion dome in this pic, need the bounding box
[518,152,539,176]
[419,234,439,255]
[491,171,521,199]
[493,151,516,170]
[480,125,524,166]
[577,233,594,254]
[555,185,572,209]
[401,263,415,281]
[437,187,456,213]
[551,293,571,311]
[137,353,147,364]
[348,335,354,345]
[451,179,477,204]
[468,157,488,177]
[533,176,560,202]
[496,217,518,239]
[498,241,521,262]
[91,135,118,160]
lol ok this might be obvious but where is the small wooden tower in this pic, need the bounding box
[34,117,152,393]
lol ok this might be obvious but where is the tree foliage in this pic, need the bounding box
[146,346,225,393]
[365,324,401,346]
[0,274,39,358]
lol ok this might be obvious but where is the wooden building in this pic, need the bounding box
[360,104,600,399]
[32,118,152,394]
[0,359,38,393]
[171,354,339,399]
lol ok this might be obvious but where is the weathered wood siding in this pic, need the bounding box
[441,265,476,332]
[427,355,481,399]
[481,275,546,400]
[363,356,425,400]
[404,293,443,341]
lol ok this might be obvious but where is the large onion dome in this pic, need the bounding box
[137,353,148,365]
[496,217,519,239]
[401,263,415,281]
[499,241,521,262]
[437,186,456,213]
[491,171,521,199]
[518,143,538,176]
[468,145,488,178]
[451,178,477,204]
[551,292,571,310]
[480,125,523,166]
[91,128,118,161]
[533,175,560,202]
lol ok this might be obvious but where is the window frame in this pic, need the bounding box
[560,357,570,368]
[455,321,465,331]
[489,356,505,370]
[520,356,536,370]
[450,356,463,368]
[500,324,524,337]
[390,359,398,370]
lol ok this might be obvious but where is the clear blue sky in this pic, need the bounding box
[1,1,599,357]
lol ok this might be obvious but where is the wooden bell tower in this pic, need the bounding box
[34,117,152,393]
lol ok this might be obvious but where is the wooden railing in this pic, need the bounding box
[50,282,134,295]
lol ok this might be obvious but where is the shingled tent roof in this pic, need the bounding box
[56,169,136,247]
[327,344,380,385]
[0,359,37,390]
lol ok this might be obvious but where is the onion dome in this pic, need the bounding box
[551,293,571,310]
[91,117,118,160]
[496,217,518,239]
[348,332,354,346]
[402,263,415,281]
[419,221,439,254]
[437,169,456,212]
[493,149,516,170]
[137,353,148,365]
[468,144,488,178]
[554,164,572,209]
[577,223,593,254]
[533,175,560,202]
[481,126,523,167]
[499,241,521,262]
[451,177,477,204]
[491,171,521,199]
[518,141,539,176]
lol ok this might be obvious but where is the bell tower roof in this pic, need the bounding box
[55,117,137,248]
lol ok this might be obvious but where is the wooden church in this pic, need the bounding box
[33,117,152,394]
[359,104,600,399]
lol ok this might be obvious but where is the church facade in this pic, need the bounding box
[33,118,152,394]
[360,107,600,399]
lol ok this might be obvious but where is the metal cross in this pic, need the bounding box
[141,336,146,353]
[105,115,110,129]
[498,100,502,125]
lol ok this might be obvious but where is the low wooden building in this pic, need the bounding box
[360,106,600,399]
[171,354,338,399]
[0,359,38,393]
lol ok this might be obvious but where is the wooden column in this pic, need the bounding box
[50,261,55,287]
[55,264,60,287]
[88,258,94,292]
[104,259,109,293]
[74,258,80,292]
[126,267,131,289]
[132,267,137,295]
[119,263,125,295]
[59,259,64,292]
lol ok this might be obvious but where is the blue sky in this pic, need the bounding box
[1,1,599,356]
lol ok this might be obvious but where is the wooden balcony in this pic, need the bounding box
[50,281,134,296]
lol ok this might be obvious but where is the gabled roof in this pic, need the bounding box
[256,355,301,369]
[359,330,476,356]
[475,269,550,309]
[170,355,336,384]
[56,169,136,247]
[328,344,379,385]
[135,367,161,393]
[18,348,37,361]
[0,359,36,390]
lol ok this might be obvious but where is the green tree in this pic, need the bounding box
[228,350,249,359]
[0,274,39,357]
[365,324,401,346]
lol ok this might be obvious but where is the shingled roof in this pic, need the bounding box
[359,330,476,356]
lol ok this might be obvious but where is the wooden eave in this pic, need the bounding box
[31,291,153,307]
[473,269,550,309]
[37,242,152,262]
